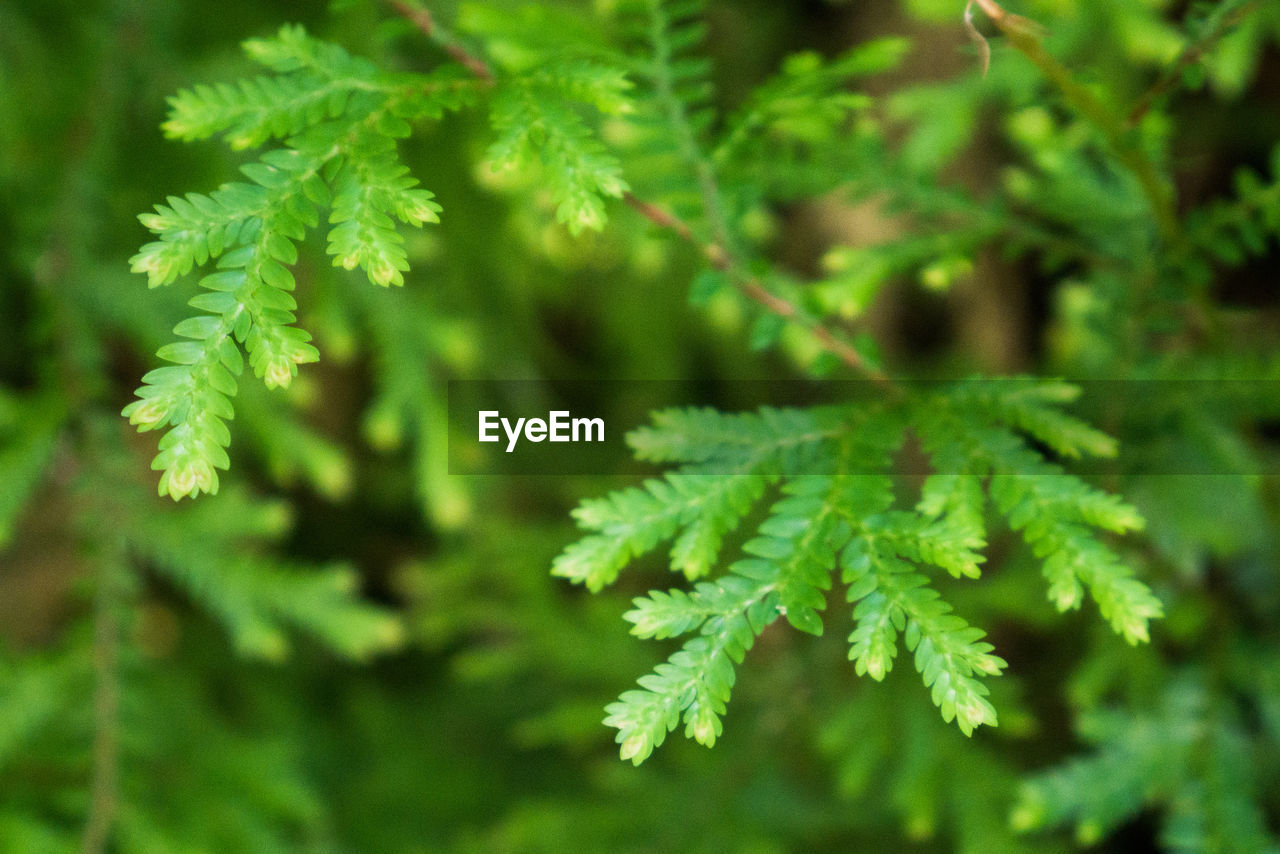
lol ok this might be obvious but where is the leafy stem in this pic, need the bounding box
[385,0,495,83]
[385,0,893,385]
[970,0,1178,241]
[622,193,893,384]
[81,543,126,854]
[1128,0,1262,126]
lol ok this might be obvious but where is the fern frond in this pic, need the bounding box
[1014,706,1188,842]
[1014,676,1280,852]
[487,59,631,233]
[606,572,774,764]
[1162,721,1280,853]
[457,3,621,70]
[555,472,773,590]
[629,0,713,133]
[615,0,717,226]
[1186,143,1280,270]
[744,475,873,635]
[607,473,887,763]
[555,405,900,593]
[626,405,850,471]
[564,384,1154,760]
[164,24,389,150]
[125,149,329,498]
[327,136,441,287]
[533,59,632,115]
[915,387,1160,644]
[916,473,987,566]
[130,489,402,660]
[128,25,463,497]
[953,377,1119,460]
[714,40,906,165]
[843,512,1006,735]
[164,76,362,151]
[240,22,373,76]
[713,39,907,208]
[130,183,272,289]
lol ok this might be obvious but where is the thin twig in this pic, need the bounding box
[969,0,1178,241]
[81,555,122,854]
[623,194,891,385]
[386,0,494,83]
[1128,0,1261,126]
[386,0,892,385]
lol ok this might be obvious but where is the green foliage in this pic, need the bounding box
[1014,673,1280,853]
[4,0,1280,851]
[562,383,1159,760]
[714,38,908,204]
[843,511,1006,734]
[163,23,386,149]
[616,0,718,226]
[1185,143,1280,274]
[129,488,402,661]
[553,471,774,590]
[124,24,466,499]
[608,473,888,763]
[486,58,631,232]
[913,387,1160,644]
[0,392,64,546]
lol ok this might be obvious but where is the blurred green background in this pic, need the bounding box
[2,0,1280,851]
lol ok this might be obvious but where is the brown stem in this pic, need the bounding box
[387,0,494,83]
[963,2,991,77]
[386,1,892,385]
[623,194,891,385]
[970,0,1021,28]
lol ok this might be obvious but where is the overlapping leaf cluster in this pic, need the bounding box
[456,3,635,232]
[125,25,471,499]
[108,0,1280,847]
[1013,672,1279,852]
[125,13,641,500]
[556,381,1161,763]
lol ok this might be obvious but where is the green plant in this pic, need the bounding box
[123,23,472,498]
[4,0,1280,849]
[128,0,1172,755]
[560,384,1160,762]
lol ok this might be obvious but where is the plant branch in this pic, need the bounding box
[643,0,734,254]
[970,0,1178,241]
[1128,0,1261,126]
[634,0,891,383]
[81,552,123,854]
[623,193,891,385]
[386,0,892,384]
[386,0,494,83]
